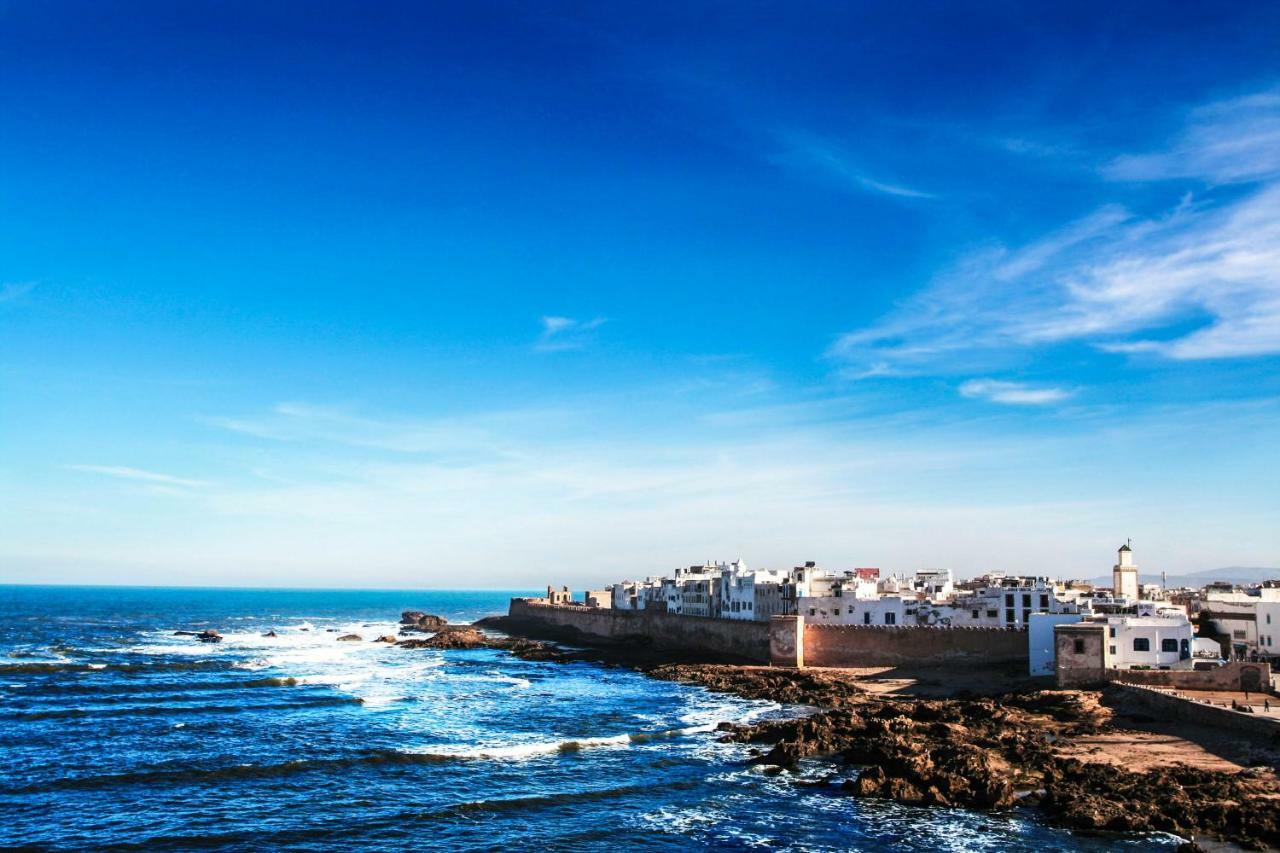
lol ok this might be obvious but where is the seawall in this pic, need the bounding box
[802,623,1029,668]
[503,601,1030,669]
[504,599,771,663]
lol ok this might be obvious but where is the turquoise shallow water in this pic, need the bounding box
[0,585,1178,851]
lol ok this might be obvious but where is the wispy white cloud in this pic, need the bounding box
[0,282,35,303]
[535,315,607,352]
[66,464,209,489]
[831,87,1280,374]
[1104,88,1280,185]
[773,130,935,200]
[958,379,1072,406]
[205,400,562,457]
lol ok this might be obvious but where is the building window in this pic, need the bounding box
[1133,637,1150,652]
[971,609,979,619]
[1109,645,1116,655]
[1039,595,1049,609]
[863,611,871,625]
[986,609,998,619]
[1005,593,1014,607]
[884,612,896,625]
[1073,639,1085,654]
[809,608,815,617]
[1005,609,1015,623]
[1109,627,1116,638]
[847,606,854,614]
[1234,630,1247,640]
[1022,594,1031,608]
[1161,639,1178,653]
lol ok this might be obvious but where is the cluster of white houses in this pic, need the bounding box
[558,543,1278,676]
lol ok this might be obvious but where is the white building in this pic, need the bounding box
[1043,606,1195,675]
[911,569,954,601]
[717,562,792,621]
[1029,612,1094,675]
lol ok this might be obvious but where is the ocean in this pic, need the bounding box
[0,585,1176,851]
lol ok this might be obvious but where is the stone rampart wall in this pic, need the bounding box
[505,599,771,663]
[803,624,1029,668]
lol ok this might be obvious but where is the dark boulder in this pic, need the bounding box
[399,611,449,632]
[197,630,222,643]
[336,634,363,642]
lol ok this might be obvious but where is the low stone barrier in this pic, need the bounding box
[1114,683,1280,742]
[1104,661,1270,692]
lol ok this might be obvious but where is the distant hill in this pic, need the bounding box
[1086,566,1280,588]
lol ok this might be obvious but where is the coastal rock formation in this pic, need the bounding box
[402,613,1280,848]
[398,626,490,649]
[399,611,448,633]
[1039,760,1280,849]
[671,665,1280,847]
[262,630,278,638]
[197,630,222,643]
[374,635,397,643]
[336,634,363,642]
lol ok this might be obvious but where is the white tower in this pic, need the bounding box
[1112,540,1139,600]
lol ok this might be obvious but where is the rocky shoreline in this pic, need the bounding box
[455,613,1280,850]
[176,611,1280,849]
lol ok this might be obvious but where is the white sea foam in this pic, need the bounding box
[406,732,636,761]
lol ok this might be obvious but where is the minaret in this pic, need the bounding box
[1112,540,1139,600]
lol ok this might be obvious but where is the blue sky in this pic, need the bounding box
[2,1,1278,587]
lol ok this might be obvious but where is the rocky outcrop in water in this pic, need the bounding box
[402,614,1280,848]
[658,665,1280,849]
[399,626,488,649]
[336,634,362,642]
[374,635,397,643]
[399,612,448,633]
[197,630,222,643]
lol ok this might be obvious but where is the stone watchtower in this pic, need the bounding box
[1112,541,1139,600]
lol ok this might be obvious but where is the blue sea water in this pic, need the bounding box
[0,586,1178,851]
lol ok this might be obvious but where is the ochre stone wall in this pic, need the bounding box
[1106,661,1271,692]
[803,624,1029,668]
[1116,684,1280,741]
[506,599,771,663]
[506,600,1031,668]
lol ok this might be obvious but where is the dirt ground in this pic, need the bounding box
[818,664,1280,775]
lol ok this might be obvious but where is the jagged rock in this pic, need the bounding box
[389,610,1280,849]
[262,630,278,638]
[374,635,397,643]
[197,630,222,643]
[399,626,487,649]
[336,633,363,642]
[173,630,198,636]
[399,611,448,632]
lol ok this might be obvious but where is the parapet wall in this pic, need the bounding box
[803,624,1029,668]
[1115,684,1280,742]
[1107,661,1271,692]
[506,600,771,663]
